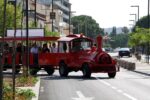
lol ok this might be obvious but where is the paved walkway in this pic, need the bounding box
[120,56,150,75]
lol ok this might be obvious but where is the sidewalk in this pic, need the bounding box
[120,56,150,75]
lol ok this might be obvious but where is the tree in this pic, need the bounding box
[110,26,117,36]
[0,1,22,36]
[122,26,129,34]
[136,15,150,28]
[71,15,104,39]
[109,34,129,48]
[129,28,150,47]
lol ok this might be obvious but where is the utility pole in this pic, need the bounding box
[147,0,150,64]
[34,0,37,27]
[69,4,71,35]
[12,0,17,99]
[51,0,54,32]
[26,0,29,76]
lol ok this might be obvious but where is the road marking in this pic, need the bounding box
[40,86,44,92]
[123,93,138,100]
[117,89,123,93]
[93,75,138,100]
[72,91,94,100]
[111,86,117,90]
[95,78,111,86]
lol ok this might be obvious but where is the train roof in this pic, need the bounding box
[0,36,59,41]
[58,34,93,42]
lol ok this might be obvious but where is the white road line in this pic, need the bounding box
[111,86,117,90]
[72,91,94,100]
[76,91,85,98]
[123,93,138,100]
[98,79,111,86]
[117,89,123,93]
[93,75,138,100]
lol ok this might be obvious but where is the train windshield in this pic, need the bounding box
[72,38,92,52]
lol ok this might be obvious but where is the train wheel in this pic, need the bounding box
[82,63,91,78]
[45,67,55,75]
[108,72,116,78]
[59,62,68,77]
[30,68,39,76]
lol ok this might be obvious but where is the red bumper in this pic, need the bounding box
[90,63,119,73]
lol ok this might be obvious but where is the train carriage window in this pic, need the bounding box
[59,42,69,53]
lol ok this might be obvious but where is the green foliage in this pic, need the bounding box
[17,89,36,100]
[3,83,36,100]
[136,15,150,28]
[71,15,104,38]
[0,1,22,36]
[109,34,129,48]
[128,27,150,47]
[110,26,117,36]
[45,25,60,37]
[122,27,129,34]
[16,76,38,87]
[29,21,37,28]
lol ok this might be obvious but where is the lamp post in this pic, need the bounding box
[147,0,150,63]
[0,1,7,99]
[50,0,61,32]
[69,4,71,35]
[148,0,150,28]
[52,0,54,32]
[130,14,137,25]
[26,0,29,76]
[131,5,139,21]
[69,4,75,35]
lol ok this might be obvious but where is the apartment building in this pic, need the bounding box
[29,0,72,36]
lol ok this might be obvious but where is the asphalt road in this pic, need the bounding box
[39,69,150,100]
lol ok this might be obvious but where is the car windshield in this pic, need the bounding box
[119,48,130,51]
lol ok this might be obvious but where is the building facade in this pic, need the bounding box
[29,0,72,36]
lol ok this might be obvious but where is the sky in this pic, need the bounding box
[70,0,149,28]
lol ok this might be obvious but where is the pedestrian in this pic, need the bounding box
[30,42,39,64]
[42,43,50,53]
[51,43,57,53]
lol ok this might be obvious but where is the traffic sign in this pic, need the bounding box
[50,12,56,19]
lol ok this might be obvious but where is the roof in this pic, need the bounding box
[58,37,75,42]
[0,36,59,41]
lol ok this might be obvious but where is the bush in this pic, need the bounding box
[16,76,38,87]
[3,84,36,100]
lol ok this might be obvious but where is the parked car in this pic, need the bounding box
[118,48,132,57]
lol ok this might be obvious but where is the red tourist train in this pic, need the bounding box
[0,34,119,78]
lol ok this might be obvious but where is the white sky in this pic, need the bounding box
[70,0,148,28]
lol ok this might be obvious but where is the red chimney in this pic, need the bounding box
[96,35,102,52]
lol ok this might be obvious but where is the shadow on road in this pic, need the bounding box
[40,75,111,81]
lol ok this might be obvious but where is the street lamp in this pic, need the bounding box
[69,4,76,35]
[147,0,150,63]
[130,14,137,25]
[131,5,139,21]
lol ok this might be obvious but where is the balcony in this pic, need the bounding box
[55,2,69,12]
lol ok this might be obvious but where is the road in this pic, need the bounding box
[39,69,150,100]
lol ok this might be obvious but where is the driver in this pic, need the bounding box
[72,42,83,52]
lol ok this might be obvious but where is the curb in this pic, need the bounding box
[32,77,41,100]
[133,70,150,76]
